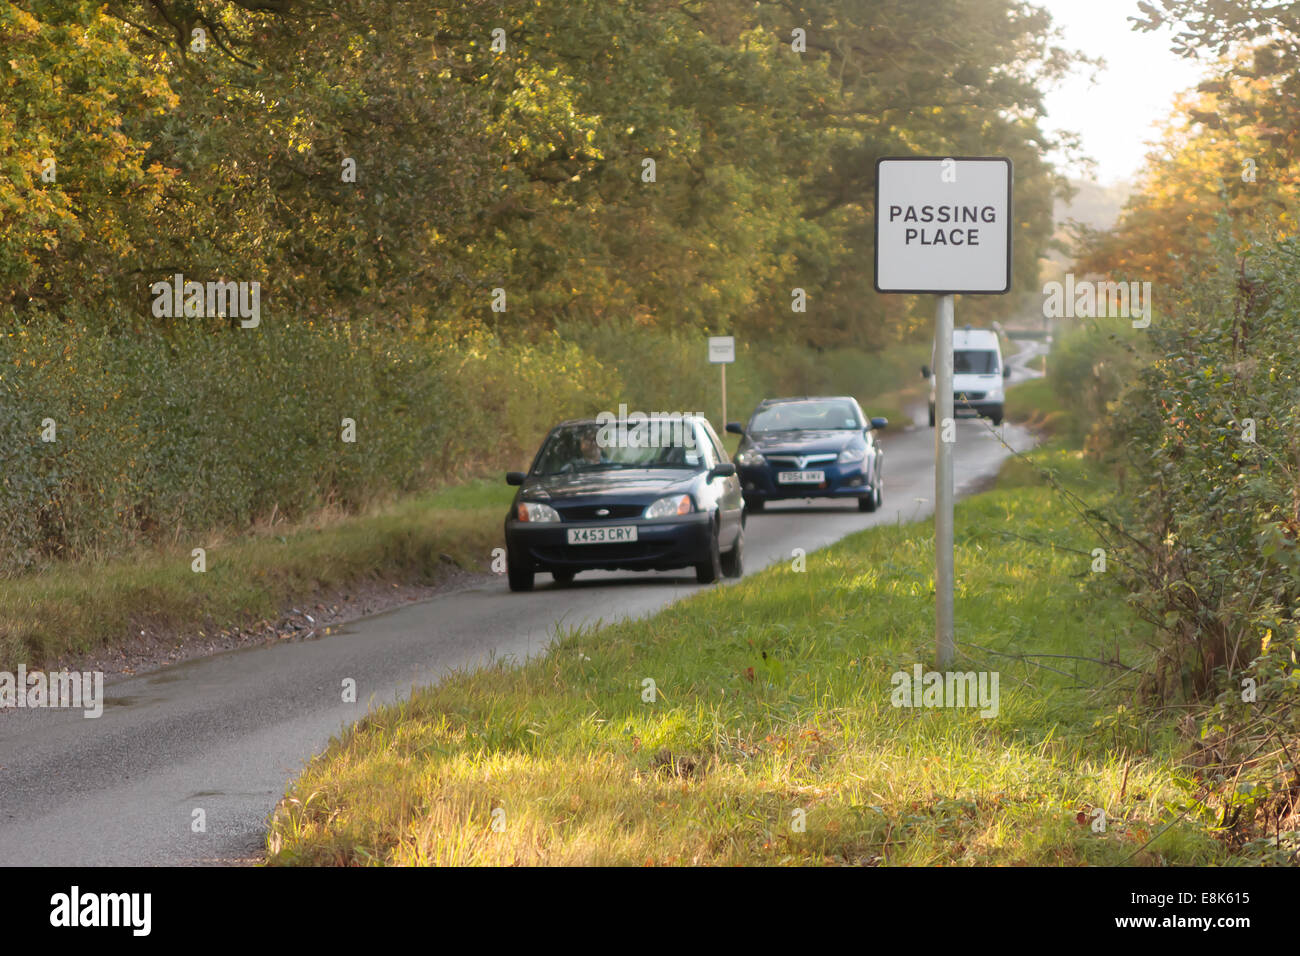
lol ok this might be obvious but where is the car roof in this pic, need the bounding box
[756,396,859,406]
[552,414,709,429]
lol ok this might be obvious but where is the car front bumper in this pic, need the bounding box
[955,400,1003,418]
[504,512,713,572]
[737,461,874,502]
[931,397,1004,418]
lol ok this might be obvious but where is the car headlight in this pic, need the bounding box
[837,447,867,464]
[644,494,693,519]
[735,448,765,467]
[516,501,561,522]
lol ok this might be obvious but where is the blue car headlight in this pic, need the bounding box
[735,448,765,467]
[837,447,867,464]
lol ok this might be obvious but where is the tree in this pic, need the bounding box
[7,0,1083,349]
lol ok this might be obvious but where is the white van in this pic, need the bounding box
[923,326,1009,427]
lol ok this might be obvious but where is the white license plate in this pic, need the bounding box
[566,525,638,545]
[778,470,825,484]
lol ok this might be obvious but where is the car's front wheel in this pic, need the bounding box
[720,524,744,578]
[744,496,765,513]
[695,522,723,584]
[507,551,534,592]
[551,569,575,585]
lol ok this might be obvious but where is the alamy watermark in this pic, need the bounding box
[890,664,999,717]
[150,273,260,328]
[1042,275,1152,328]
[0,667,104,718]
[595,405,703,449]
[50,886,150,936]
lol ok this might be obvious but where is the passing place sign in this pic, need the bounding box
[708,336,735,364]
[874,156,1012,295]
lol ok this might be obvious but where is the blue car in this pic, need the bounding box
[726,396,887,513]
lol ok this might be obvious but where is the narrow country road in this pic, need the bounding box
[0,349,1042,865]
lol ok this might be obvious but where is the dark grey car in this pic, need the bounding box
[503,415,744,590]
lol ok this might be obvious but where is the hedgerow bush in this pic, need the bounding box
[1044,318,1147,447]
[573,317,927,425]
[1084,235,1300,858]
[0,317,617,571]
[1101,238,1300,695]
[0,314,920,573]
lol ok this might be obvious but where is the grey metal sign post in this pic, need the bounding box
[874,156,1012,669]
[933,293,956,666]
[708,336,735,429]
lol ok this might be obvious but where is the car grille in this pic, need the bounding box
[555,503,646,521]
[534,544,662,562]
[955,391,986,402]
[765,454,838,468]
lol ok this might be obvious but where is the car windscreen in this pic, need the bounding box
[953,349,999,374]
[749,400,862,432]
[532,422,703,475]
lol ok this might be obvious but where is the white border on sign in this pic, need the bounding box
[873,156,1013,296]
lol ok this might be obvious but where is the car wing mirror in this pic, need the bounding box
[920,365,931,379]
[725,422,745,435]
[708,463,736,480]
[506,471,526,486]
[870,417,888,430]
[1003,365,1012,378]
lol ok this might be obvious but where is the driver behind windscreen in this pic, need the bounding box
[578,427,606,465]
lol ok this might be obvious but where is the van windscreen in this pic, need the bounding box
[953,350,998,374]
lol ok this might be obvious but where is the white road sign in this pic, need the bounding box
[874,157,1012,294]
[708,336,735,364]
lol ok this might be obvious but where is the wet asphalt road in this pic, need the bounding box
[0,346,1042,865]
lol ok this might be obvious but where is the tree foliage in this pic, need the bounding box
[1083,0,1300,285]
[5,0,1081,346]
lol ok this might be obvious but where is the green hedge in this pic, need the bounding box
[0,319,618,569]
[1074,236,1300,860]
[1043,318,1147,446]
[0,316,924,572]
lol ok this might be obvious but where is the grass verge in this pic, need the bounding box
[0,480,515,671]
[265,442,1228,866]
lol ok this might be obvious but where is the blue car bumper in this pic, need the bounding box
[738,462,874,502]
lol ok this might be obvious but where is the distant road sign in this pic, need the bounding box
[874,156,1012,295]
[708,336,735,364]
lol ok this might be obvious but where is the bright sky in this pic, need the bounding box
[1038,0,1210,185]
